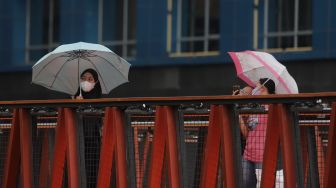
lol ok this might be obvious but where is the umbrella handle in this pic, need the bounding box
[79,84,82,97]
[252,78,271,95]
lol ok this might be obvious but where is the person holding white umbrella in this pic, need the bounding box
[31,42,131,187]
[32,42,131,97]
[73,68,104,186]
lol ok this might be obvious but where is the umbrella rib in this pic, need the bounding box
[95,53,128,79]
[49,58,73,88]
[246,51,292,93]
[33,55,65,80]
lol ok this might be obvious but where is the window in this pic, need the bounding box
[25,0,60,64]
[168,0,220,55]
[255,0,312,51]
[98,0,136,59]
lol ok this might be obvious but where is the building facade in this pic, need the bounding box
[0,0,335,100]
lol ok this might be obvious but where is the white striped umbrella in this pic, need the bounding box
[228,50,298,94]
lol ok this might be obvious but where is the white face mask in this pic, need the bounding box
[80,81,95,92]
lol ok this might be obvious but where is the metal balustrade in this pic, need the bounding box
[0,93,335,187]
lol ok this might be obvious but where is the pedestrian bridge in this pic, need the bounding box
[0,93,335,187]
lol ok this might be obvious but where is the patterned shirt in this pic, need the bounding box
[243,113,268,162]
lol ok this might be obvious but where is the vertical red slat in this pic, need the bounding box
[140,131,151,187]
[161,157,168,188]
[261,104,280,188]
[324,102,336,187]
[97,107,116,187]
[200,105,221,188]
[164,106,180,188]
[315,127,326,187]
[39,130,50,187]
[220,105,237,188]
[113,107,128,188]
[51,108,67,188]
[279,104,297,188]
[148,106,167,188]
[300,127,309,186]
[64,108,79,188]
[19,108,33,188]
[2,109,21,188]
[133,127,142,187]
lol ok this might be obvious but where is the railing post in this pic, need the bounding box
[261,104,281,188]
[133,126,141,187]
[19,108,33,188]
[315,127,326,187]
[148,107,166,188]
[51,108,67,188]
[324,102,336,187]
[114,107,128,188]
[299,127,309,186]
[291,109,305,188]
[220,105,238,188]
[165,106,180,188]
[64,108,80,188]
[261,104,298,188]
[2,109,20,188]
[148,106,180,188]
[278,104,297,188]
[39,130,51,187]
[200,105,221,188]
[97,107,127,188]
[306,126,320,187]
[97,107,116,187]
[200,105,237,188]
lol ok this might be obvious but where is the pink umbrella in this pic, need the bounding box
[228,50,298,94]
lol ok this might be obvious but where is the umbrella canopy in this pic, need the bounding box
[32,42,131,95]
[228,50,298,94]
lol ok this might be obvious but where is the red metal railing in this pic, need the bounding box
[0,93,335,187]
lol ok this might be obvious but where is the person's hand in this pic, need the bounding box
[232,85,240,95]
[241,115,249,122]
[232,90,240,95]
[75,95,83,100]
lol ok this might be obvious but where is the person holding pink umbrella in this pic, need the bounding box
[241,78,275,188]
[229,51,288,187]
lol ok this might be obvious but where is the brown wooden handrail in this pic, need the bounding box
[0,92,335,106]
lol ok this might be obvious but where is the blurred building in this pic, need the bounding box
[0,0,335,100]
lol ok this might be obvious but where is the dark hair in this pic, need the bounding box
[259,78,275,94]
[83,68,99,82]
[74,69,102,99]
